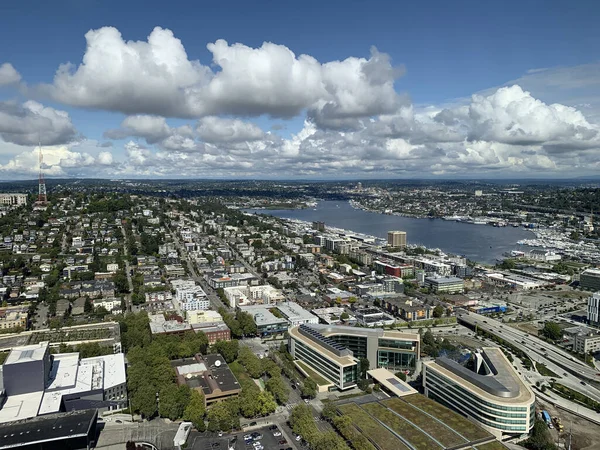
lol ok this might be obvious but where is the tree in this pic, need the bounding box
[266,375,289,404]
[206,399,238,432]
[433,305,444,318]
[340,312,349,320]
[132,383,157,419]
[541,321,562,341]
[394,371,407,381]
[238,346,263,378]
[183,390,206,431]
[301,378,317,398]
[84,298,93,314]
[256,390,277,416]
[524,419,558,450]
[211,340,239,363]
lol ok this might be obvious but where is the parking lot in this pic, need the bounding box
[189,425,295,450]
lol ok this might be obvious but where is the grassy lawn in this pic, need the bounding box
[475,441,508,450]
[362,402,442,450]
[382,398,467,448]
[296,360,330,386]
[402,394,491,442]
[535,362,560,378]
[338,403,409,450]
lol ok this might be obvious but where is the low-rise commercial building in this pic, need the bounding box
[354,307,395,327]
[423,347,535,439]
[239,304,288,336]
[0,305,28,330]
[173,354,240,406]
[275,301,318,326]
[425,275,465,294]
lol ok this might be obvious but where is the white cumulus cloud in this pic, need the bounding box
[0,63,21,86]
[0,100,77,146]
[40,26,405,122]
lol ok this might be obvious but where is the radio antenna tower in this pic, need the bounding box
[37,140,47,203]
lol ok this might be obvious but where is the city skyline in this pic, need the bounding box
[0,0,599,179]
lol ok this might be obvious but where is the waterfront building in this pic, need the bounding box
[422,347,535,439]
[425,275,465,294]
[587,292,600,327]
[387,231,407,249]
[288,324,420,390]
[581,269,600,292]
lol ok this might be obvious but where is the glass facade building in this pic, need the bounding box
[423,349,535,439]
[288,324,419,391]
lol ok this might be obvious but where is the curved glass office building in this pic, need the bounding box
[288,324,419,391]
[423,347,535,439]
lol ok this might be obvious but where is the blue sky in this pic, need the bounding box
[0,0,599,179]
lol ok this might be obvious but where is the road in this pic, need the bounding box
[167,224,229,312]
[120,225,134,312]
[457,310,600,401]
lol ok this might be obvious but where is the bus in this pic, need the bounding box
[542,411,552,427]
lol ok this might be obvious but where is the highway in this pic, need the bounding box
[457,310,600,400]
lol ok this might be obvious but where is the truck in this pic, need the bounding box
[542,411,552,427]
[552,417,564,432]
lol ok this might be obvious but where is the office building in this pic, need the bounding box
[587,292,600,326]
[574,332,600,354]
[425,275,465,294]
[0,342,127,424]
[288,324,420,390]
[580,269,600,291]
[423,347,535,439]
[288,325,359,391]
[387,231,407,249]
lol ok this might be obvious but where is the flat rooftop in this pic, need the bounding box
[276,301,317,322]
[239,305,287,327]
[367,368,418,397]
[4,342,48,365]
[311,323,419,341]
[0,392,44,424]
[0,409,97,449]
[289,326,357,367]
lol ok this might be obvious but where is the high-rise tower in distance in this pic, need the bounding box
[37,141,47,204]
[387,230,406,249]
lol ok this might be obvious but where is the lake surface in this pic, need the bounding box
[245,201,533,264]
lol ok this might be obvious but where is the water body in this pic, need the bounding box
[245,201,534,264]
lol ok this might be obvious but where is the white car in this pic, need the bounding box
[273,431,282,437]
[295,435,302,441]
